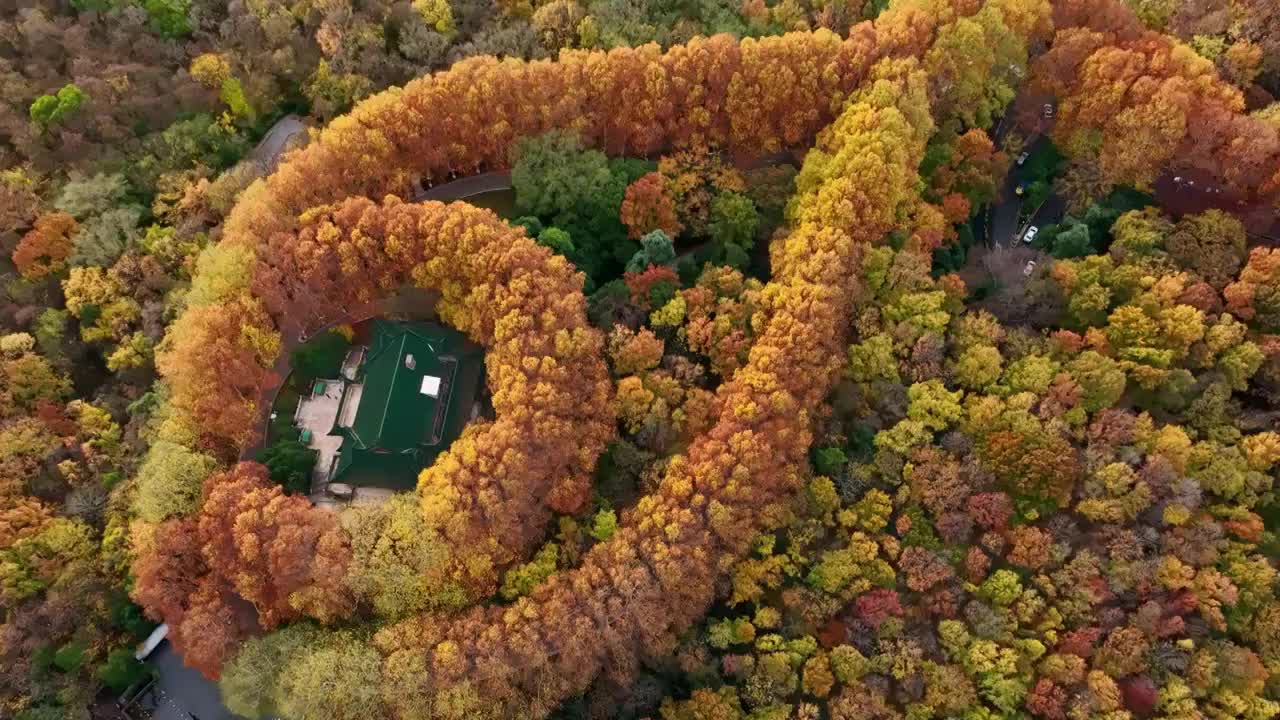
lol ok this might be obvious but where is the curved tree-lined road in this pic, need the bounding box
[990,144,1067,248]
[413,170,513,202]
[250,115,308,174]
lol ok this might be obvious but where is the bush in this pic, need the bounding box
[29,85,86,129]
[108,593,156,640]
[220,624,324,719]
[625,229,676,273]
[133,440,218,523]
[97,649,151,693]
[1049,221,1092,258]
[708,191,760,254]
[514,216,543,236]
[813,447,849,476]
[537,227,575,255]
[142,0,192,39]
[30,645,56,675]
[53,640,87,674]
[259,438,318,495]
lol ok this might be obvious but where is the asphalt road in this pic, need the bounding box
[414,170,513,202]
[987,136,1066,248]
[147,641,235,720]
[251,115,308,173]
[990,161,1023,247]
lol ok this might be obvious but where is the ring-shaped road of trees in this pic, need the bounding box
[150,0,1054,714]
[157,19,943,597]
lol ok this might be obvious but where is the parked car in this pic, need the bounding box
[135,624,168,661]
[1043,103,1054,118]
[1015,181,1028,196]
[1022,225,1039,244]
[1016,151,1030,166]
[1023,260,1037,276]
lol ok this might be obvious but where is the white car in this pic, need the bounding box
[1022,225,1039,244]
[1016,151,1030,166]
[1023,260,1037,276]
[1043,103,1054,118]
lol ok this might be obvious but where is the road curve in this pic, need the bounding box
[251,115,308,173]
[413,170,514,202]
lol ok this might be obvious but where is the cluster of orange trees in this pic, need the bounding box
[369,55,942,717]
[157,5,980,460]
[1031,0,1280,206]
[283,198,616,596]
[132,464,352,675]
[155,195,617,612]
[133,0,1280,716]
[142,0,994,692]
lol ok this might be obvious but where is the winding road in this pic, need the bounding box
[412,170,513,202]
[250,115,308,174]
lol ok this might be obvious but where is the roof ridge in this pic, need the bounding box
[374,333,410,442]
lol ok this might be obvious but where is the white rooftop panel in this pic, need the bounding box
[420,375,441,397]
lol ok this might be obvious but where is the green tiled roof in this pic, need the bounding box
[330,443,422,492]
[330,320,483,489]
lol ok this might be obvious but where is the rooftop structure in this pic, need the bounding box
[325,320,483,490]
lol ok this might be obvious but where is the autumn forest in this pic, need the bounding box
[2,0,1280,719]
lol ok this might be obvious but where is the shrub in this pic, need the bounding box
[53,640,87,674]
[97,649,151,693]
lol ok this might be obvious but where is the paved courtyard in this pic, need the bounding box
[293,378,398,506]
[294,379,345,498]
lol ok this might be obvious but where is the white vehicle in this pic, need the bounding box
[1043,103,1055,118]
[135,623,169,661]
[1022,225,1039,244]
[1016,151,1030,166]
[1023,260,1037,277]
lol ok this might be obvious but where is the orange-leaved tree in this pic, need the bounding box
[133,463,352,678]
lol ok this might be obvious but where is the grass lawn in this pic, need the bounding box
[266,377,302,445]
